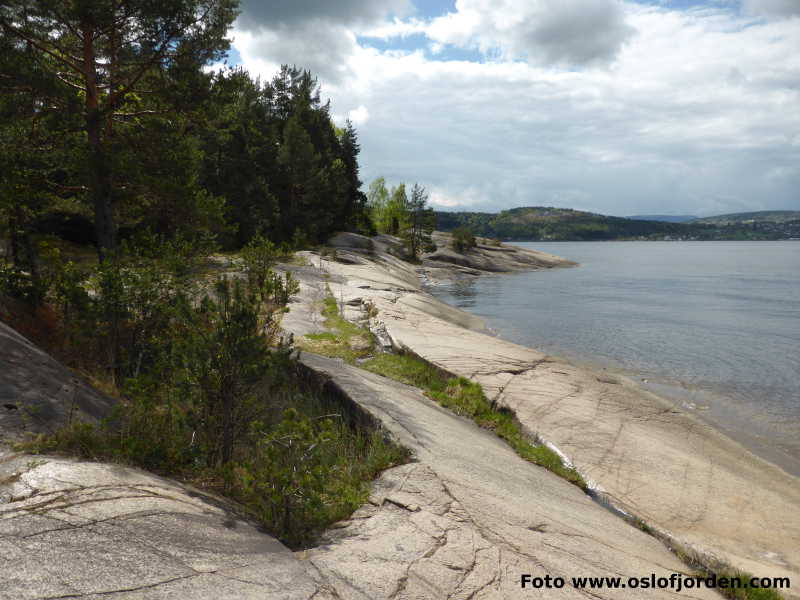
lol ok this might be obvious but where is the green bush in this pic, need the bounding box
[241,408,338,547]
[20,240,408,549]
[451,226,476,253]
[0,264,47,305]
[240,234,280,289]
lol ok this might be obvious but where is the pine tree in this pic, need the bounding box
[403,184,435,259]
[0,0,238,258]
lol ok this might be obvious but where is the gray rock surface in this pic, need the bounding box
[1,230,795,599]
[287,237,800,599]
[0,455,334,600]
[0,322,341,599]
[298,353,721,599]
[0,321,115,445]
[425,231,575,276]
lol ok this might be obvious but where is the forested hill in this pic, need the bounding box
[691,211,800,225]
[436,207,800,241]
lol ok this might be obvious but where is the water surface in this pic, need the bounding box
[430,241,800,475]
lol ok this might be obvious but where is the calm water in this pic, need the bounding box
[430,241,800,475]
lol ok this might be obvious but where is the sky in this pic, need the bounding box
[219,0,800,217]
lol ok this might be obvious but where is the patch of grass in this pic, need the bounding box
[361,353,587,490]
[711,571,785,600]
[297,291,375,364]
[305,332,339,342]
[287,253,311,267]
[361,353,444,390]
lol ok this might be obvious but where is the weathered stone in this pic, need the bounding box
[0,456,333,600]
[288,237,800,599]
[298,354,722,599]
[0,321,116,445]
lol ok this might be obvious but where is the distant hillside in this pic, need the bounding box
[691,210,800,225]
[627,214,697,223]
[436,207,800,241]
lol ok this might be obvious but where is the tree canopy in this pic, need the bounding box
[0,0,238,257]
[1,1,370,265]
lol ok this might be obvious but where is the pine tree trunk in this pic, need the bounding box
[82,23,115,261]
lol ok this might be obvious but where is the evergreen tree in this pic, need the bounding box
[403,184,435,259]
[0,0,238,258]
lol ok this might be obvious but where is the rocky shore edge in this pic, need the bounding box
[1,232,797,599]
[282,231,800,599]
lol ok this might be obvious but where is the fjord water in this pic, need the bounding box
[430,241,800,475]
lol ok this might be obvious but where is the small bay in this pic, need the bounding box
[429,241,800,475]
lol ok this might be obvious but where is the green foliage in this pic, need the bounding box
[19,248,407,549]
[713,572,785,600]
[0,265,47,305]
[239,234,298,300]
[362,353,587,490]
[368,178,410,236]
[402,184,435,260]
[1,20,371,260]
[200,66,368,248]
[176,277,282,466]
[242,408,339,547]
[451,226,476,253]
[367,178,435,259]
[298,292,375,363]
[239,407,409,547]
[435,207,799,241]
[0,0,238,256]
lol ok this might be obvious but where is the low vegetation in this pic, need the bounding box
[298,291,585,489]
[297,293,375,363]
[451,225,477,253]
[358,353,587,490]
[9,236,407,549]
[714,571,784,600]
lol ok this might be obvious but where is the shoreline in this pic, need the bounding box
[423,240,800,479]
[284,232,800,597]
[425,297,800,479]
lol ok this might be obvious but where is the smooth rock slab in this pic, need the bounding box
[299,353,722,599]
[0,321,115,444]
[0,456,333,600]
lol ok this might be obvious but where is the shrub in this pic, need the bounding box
[240,234,280,290]
[451,226,476,253]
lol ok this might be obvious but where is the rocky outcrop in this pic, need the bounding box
[2,230,797,599]
[288,235,800,599]
[299,353,721,600]
[0,321,114,445]
[424,231,575,278]
[0,322,339,599]
[0,454,335,599]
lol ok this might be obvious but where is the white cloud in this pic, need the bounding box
[742,0,800,18]
[347,105,370,125]
[233,24,360,84]
[231,1,800,217]
[422,0,636,66]
[234,0,412,83]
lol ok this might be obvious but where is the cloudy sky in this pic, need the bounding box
[224,0,800,217]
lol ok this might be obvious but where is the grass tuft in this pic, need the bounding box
[712,571,785,600]
[361,353,587,490]
[297,291,375,364]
